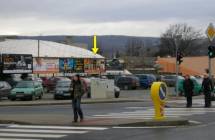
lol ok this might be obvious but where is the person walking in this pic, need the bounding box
[71,74,85,123]
[183,75,194,108]
[202,74,213,108]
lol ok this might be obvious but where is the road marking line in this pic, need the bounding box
[0,138,41,140]
[0,133,66,138]
[91,116,178,119]
[112,126,177,129]
[0,129,88,134]
[0,124,11,127]
[109,113,196,115]
[126,107,152,109]
[189,120,202,124]
[9,125,108,130]
[93,113,194,116]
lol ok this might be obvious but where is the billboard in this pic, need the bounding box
[33,58,59,74]
[59,58,75,73]
[84,59,105,74]
[74,58,84,73]
[2,54,33,74]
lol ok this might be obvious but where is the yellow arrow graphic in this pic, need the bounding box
[92,35,99,54]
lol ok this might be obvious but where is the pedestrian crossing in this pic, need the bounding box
[0,124,108,140]
[91,106,215,120]
[167,99,206,106]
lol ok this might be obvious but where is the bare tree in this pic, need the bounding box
[158,23,203,57]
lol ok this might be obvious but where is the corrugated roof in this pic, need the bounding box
[0,39,104,59]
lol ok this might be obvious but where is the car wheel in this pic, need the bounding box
[54,95,59,100]
[31,94,36,101]
[10,98,16,101]
[211,94,215,101]
[38,94,42,100]
[115,92,120,98]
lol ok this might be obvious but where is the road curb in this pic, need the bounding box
[0,118,190,127]
[118,119,189,127]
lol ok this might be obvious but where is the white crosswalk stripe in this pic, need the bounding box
[0,124,108,140]
[167,99,206,106]
[91,107,215,119]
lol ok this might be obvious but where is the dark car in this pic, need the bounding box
[161,75,177,87]
[135,74,156,89]
[0,81,12,99]
[45,77,65,93]
[54,78,72,100]
[115,75,139,90]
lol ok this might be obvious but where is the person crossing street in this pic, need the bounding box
[202,74,213,108]
[183,75,194,108]
[71,74,85,123]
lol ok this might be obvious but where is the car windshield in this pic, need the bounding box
[164,75,176,79]
[56,81,71,87]
[16,81,34,88]
[140,75,147,79]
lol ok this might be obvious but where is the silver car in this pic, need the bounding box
[54,79,72,100]
[0,81,12,99]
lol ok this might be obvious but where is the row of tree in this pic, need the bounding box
[106,23,208,58]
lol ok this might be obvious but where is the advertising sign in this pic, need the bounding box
[74,58,84,73]
[59,58,75,73]
[84,59,105,74]
[33,58,59,74]
[2,54,33,74]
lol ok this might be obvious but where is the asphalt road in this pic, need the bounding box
[0,101,215,140]
[0,88,176,102]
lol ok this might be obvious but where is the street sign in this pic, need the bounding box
[206,23,215,42]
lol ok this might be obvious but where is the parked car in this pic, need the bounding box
[177,76,202,96]
[135,74,156,89]
[115,75,139,90]
[4,74,22,88]
[0,81,12,99]
[161,75,177,87]
[45,77,66,93]
[54,79,72,100]
[9,81,44,101]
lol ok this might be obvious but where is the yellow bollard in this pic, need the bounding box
[150,82,167,120]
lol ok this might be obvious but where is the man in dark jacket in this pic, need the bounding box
[202,74,213,108]
[71,74,85,123]
[183,75,194,108]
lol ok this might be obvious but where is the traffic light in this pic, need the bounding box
[177,52,183,65]
[208,46,215,58]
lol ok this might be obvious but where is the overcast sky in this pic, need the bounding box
[0,0,214,37]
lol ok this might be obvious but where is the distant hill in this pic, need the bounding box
[1,35,160,57]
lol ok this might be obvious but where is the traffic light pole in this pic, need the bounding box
[175,40,179,96]
[209,57,212,78]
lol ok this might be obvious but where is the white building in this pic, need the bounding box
[0,39,103,59]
